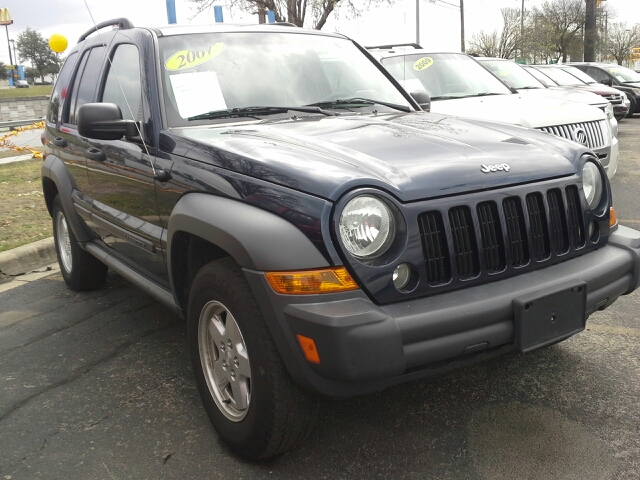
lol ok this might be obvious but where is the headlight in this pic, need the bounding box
[632,88,640,96]
[605,103,614,119]
[582,161,603,210]
[339,195,395,259]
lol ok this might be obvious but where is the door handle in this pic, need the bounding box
[52,137,67,148]
[85,147,106,162]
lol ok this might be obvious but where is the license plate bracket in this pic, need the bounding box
[513,282,587,353]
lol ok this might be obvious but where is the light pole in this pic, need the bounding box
[9,38,15,64]
[0,8,13,85]
[460,0,465,52]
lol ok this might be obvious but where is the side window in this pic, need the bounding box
[65,51,89,124]
[586,67,609,83]
[101,44,142,121]
[48,52,78,125]
[68,46,106,125]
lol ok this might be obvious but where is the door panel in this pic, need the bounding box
[85,42,168,286]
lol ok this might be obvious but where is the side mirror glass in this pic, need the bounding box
[77,103,139,141]
[410,90,431,112]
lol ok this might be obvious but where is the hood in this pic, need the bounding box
[428,93,606,128]
[572,83,622,96]
[618,82,640,89]
[517,87,607,106]
[168,113,584,202]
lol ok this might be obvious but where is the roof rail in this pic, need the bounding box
[78,18,134,43]
[366,43,423,50]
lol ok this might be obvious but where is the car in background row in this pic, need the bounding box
[526,65,629,119]
[372,49,619,179]
[568,63,640,117]
[14,79,29,88]
[478,57,617,124]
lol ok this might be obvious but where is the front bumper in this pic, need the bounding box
[245,226,640,398]
[614,103,629,119]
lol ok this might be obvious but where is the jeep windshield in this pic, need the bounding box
[159,32,412,126]
[380,53,512,101]
[479,59,544,90]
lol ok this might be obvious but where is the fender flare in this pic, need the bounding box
[167,193,330,275]
[41,154,93,243]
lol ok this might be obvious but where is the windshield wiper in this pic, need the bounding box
[188,106,335,121]
[518,86,542,90]
[475,92,506,97]
[305,97,410,112]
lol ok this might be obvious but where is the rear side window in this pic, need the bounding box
[586,67,609,84]
[101,44,142,121]
[67,46,106,125]
[48,52,78,125]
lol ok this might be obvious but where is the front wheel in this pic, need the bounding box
[187,257,319,460]
[52,195,107,291]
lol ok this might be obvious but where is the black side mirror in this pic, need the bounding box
[77,103,139,141]
[410,90,431,112]
[602,77,613,87]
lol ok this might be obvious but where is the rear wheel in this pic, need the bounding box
[187,257,319,460]
[627,98,636,118]
[52,195,107,291]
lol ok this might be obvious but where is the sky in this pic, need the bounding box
[1,0,640,65]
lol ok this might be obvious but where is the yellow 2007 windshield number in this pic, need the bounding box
[165,42,226,71]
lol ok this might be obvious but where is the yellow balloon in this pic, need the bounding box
[49,34,68,53]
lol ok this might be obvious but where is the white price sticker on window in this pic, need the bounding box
[169,71,227,118]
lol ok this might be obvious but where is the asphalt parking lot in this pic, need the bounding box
[1,118,639,480]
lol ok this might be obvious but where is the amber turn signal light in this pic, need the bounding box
[610,207,617,227]
[265,267,358,295]
[296,334,320,364]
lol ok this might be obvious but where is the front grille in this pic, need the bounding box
[604,94,622,104]
[418,211,450,285]
[449,207,479,279]
[526,193,551,261]
[536,120,608,150]
[419,186,584,282]
[566,185,585,248]
[477,202,506,273]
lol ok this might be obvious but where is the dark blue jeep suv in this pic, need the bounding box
[41,18,640,459]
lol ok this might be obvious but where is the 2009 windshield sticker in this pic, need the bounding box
[165,42,226,71]
[413,57,433,71]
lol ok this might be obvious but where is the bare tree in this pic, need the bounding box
[531,0,585,63]
[606,22,640,66]
[189,0,386,30]
[468,8,519,59]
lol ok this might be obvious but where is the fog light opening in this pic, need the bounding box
[393,263,417,292]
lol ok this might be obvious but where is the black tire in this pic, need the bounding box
[627,99,636,118]
[52,195,107,291]
[187,257,319,460]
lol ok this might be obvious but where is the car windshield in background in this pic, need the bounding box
[158,32,410,126]
[535,67,585,86]
[559,66,598,84]
[380,53,512,100]
[523,66,558,86]
[480,60,543,89]
[604,65,640,83]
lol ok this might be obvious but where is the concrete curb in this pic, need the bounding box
[0,237,57,278]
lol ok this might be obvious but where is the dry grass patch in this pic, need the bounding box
[0,158,52,252]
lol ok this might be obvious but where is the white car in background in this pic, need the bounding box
[372,48,619,179]
[477,57,617,129]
